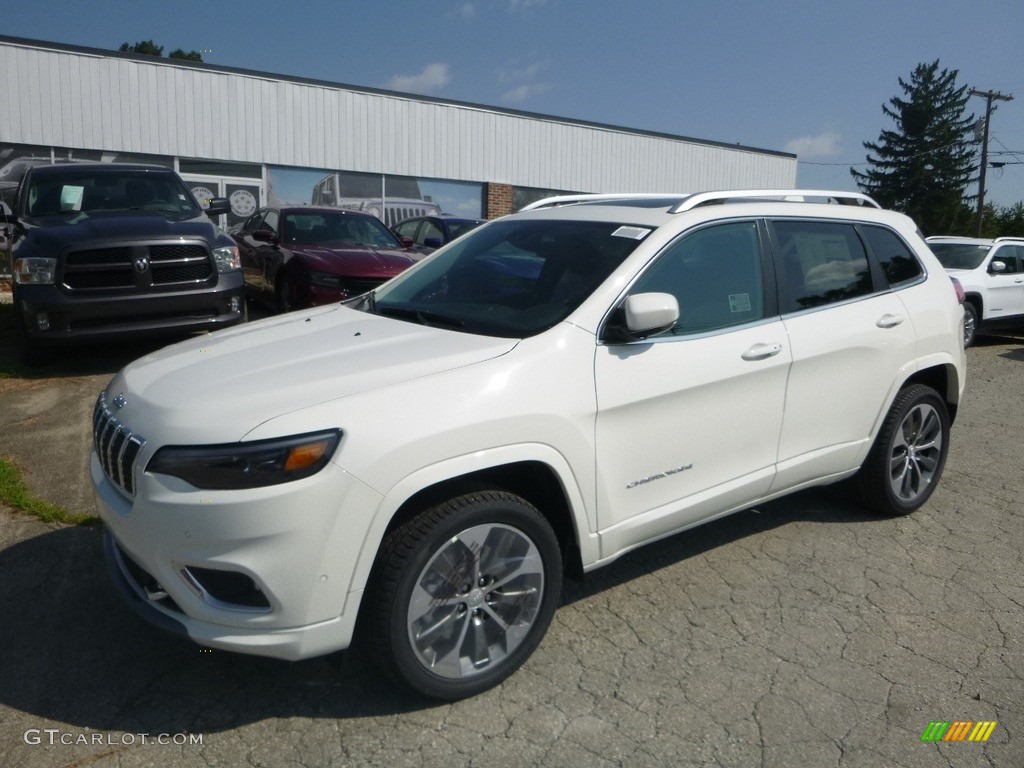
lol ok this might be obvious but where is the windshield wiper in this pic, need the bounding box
[378,306,464,329]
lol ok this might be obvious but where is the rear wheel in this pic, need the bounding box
[365,490,562,700]
[852,384,950,515]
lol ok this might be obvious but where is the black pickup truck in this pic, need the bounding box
[3,163,245,362]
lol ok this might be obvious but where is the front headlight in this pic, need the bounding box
[147,430,341,490]
[13,257,57,284]
[212,245,241,272]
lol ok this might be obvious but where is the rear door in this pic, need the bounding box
[768,219,917,490]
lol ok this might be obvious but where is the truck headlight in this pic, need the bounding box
[147,430,341,490]
[212,245,240,272]
[13,257,57,284]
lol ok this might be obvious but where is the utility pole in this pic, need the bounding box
[970,88,1013,236]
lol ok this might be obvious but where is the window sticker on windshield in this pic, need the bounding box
[729,293,752,313]
[61,185,84,211]
[612,226,651,240]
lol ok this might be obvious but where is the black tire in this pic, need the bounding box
[852,384,950,516]
[962,302,978,348]
[364,490,562,700]
[276,276,293,313]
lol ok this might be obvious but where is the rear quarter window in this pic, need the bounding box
[860,225,924,287]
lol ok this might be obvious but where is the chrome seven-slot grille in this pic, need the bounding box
[93,393,145,496]
[64,243,213,291]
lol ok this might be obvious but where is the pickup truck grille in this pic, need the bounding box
[93,393,145,496]
[64,244,214,291]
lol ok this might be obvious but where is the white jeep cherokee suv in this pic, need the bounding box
[93,190,966,699]
[926,236,1024,347]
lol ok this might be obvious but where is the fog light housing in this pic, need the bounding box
[35,312,50,331]
[229,296,241,313]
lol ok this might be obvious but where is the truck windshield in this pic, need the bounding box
[24,170,202,219]
[372,218,648,337]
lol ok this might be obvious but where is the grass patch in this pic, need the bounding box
[0,456,98,525]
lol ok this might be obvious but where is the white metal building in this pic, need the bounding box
[0,34,796,222]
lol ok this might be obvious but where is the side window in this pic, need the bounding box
[241,211,265,234]
[394,220,419,239]
[860,225,924,287]
[421,220,444,246]
[991,246,1019,274]
[630,221,764,335]
[771,220,873,313]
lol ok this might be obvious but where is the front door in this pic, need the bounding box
[595,220,789,556]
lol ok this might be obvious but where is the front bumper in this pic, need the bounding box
[15,272,245,344]
[93,450,383,661]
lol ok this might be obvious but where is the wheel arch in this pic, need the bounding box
[383,461,586,578]
[901,362,961,424]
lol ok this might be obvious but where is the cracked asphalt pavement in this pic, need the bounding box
[0,328,1021,767]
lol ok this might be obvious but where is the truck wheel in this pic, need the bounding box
[962,303,978,348]
[852,384,949,516]
[366,490,562,700]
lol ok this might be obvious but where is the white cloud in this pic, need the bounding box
[502,83,551,103]
[386,63,451,94]
[785,131,842,159]
[460,3,475,18]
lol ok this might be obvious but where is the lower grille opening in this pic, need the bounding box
[184,567,271,610]
[116,545,183,614]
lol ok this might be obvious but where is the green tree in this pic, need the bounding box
[852,60,976,235]
[119,40,164,56]
[168,48,204,62]
[118,41,203,62]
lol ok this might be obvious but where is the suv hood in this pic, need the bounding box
[108,305,517,443]
[292,244,420,277]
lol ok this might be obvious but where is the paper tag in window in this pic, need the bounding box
[61,185,84,211]
[729,293,751,313]
[612,226,650,240]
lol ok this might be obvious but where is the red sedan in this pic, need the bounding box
[233,206,422,311]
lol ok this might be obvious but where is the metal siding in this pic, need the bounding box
[0,40,795,191]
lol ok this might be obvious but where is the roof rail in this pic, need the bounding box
[520,193,689,211]
[994,236,1024,243]
[520,189,881,213]
[669,189,881,212]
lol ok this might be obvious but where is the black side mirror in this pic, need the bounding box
[252,229,277,244]
[205,197,231,217]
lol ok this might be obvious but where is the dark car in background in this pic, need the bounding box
[393,214,485,255]
[6,163,244,362]
[232,206,421,312]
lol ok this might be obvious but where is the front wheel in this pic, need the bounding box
[364,490,562,700]
[962,302,978,348]
[852,384,950,515]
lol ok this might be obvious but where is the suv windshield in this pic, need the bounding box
[929,242,990,270]
[372,218,647,337]
[23,169,202,220]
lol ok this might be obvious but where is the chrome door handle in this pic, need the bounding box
[876,313,906,328]
[741,342,783,361]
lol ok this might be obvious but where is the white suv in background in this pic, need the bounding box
[92,190,966,700]
[927,236,1024,346]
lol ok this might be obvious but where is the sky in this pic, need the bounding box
[5,0,1024,207]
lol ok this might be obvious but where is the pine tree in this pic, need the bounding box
[852,61,976,235]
